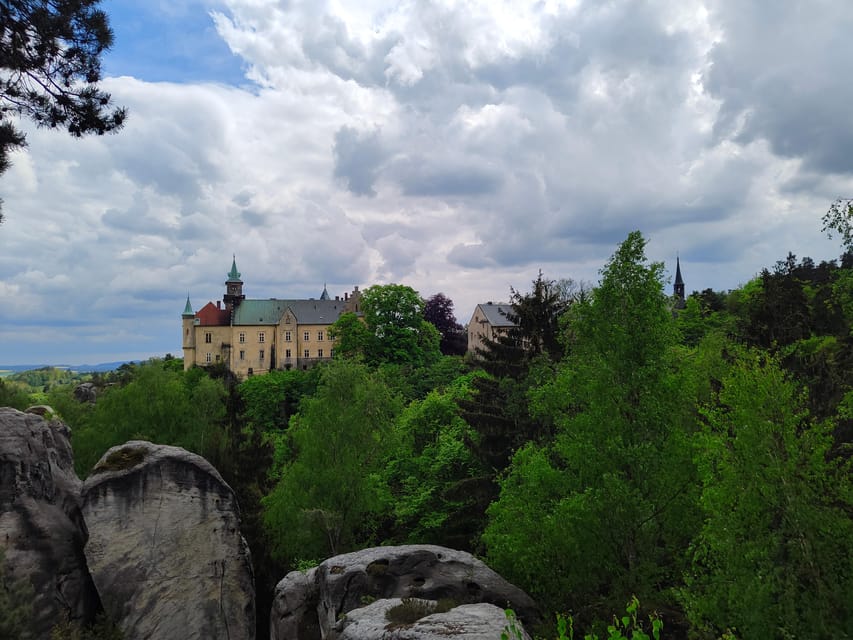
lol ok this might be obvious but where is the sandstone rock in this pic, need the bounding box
[82,440,255,640]
[270,544,541,640]
[73,382,98,404]
[337,599,531,640]
[269,567,320,640]
[0,407,100,637]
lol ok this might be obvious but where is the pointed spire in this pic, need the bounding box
[320,283,330,300]
[674,255,684,286]
[182,294,194,317]
[227,255,242,282]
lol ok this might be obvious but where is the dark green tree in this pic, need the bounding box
[0,0,126,222]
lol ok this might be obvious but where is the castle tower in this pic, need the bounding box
[182,295,196,370]
[674,256,685,309]
[223,255,245,314]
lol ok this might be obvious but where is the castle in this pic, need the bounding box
[182,258,361,376]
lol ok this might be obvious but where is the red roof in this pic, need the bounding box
[196,302,230,326]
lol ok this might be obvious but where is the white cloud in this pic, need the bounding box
[1,0,851,363]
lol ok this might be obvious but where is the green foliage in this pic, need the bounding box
[0,547,34,639]
[238,368,318,432]
[70,361,227,475]
[384,374,486,548]
[503,598,662,640]
[0,377,30,409]
[822,198,853,252]
[359,284,443,367]
[485,232,700,626]
[685,352,853,639]
[262,359,403,562]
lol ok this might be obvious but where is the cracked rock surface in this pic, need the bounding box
[82,440,255,640]
[0,407,100,638]
[337,598,531,640]
[271,544,541,640]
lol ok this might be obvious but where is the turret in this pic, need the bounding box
[223,255,245,314]
[182,295,196,370]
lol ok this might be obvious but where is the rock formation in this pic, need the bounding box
[82,440,255,640]
[270,544,541,640]
[0,407,100,637]
[336,598,531,640]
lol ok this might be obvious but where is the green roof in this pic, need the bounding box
[182,295,194,317]
[232,298,349,326]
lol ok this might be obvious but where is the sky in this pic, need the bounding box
[2,0,853,366]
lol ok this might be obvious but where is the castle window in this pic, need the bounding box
[239,332,245,343]
[215,354,220,362]
[239,350,245,360]
[303,331,309,342]
[259,349,265,361]
[285,348,291,359]
[303,349,310,358]
[285,331,291,342]
[205,352,211,363]
[258,332,265,343]
[318,348,324,358]
[205,332,212,343]
[317,331,324,341]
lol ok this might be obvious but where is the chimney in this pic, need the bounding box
[217,301,221,309]
[344,292,349,301]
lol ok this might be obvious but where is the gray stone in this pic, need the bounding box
[0,407,100,637]
[82,440,255,640]
[73,383,98,404]
[270,544,541,640]
[269,567,320,640]
[337,599,531,640]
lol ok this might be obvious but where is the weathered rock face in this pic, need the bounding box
[0,407,100,637]
[337,599,531,640]
[73,382,98,404]
[82,440,255,640]
[270,545,541,640]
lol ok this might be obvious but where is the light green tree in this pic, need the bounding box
[484,232,701,628]
[383,372,486,548]
[685,353,853,639]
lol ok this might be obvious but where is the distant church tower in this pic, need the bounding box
[674,256,686,309]
[223,256,245,313]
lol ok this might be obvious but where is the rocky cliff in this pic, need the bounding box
[0,407,100,638]
[82,440,256,640]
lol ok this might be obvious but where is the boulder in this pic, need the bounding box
[0,407,100,637]
[73,383,98,404]
[270,544,541,640]
[270,567,321,640]
[82,440,255,640]
[337,598,531,640]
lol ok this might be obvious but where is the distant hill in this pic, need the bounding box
[0,361,136,376]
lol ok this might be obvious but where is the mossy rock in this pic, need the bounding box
[91,446,148,475]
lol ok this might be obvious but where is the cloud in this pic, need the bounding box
[3,0,853,364]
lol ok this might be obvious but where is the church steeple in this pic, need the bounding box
[224,255,245,312]
[182,294,194,318]
[674,255,685,309]
[320,283,330,300]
